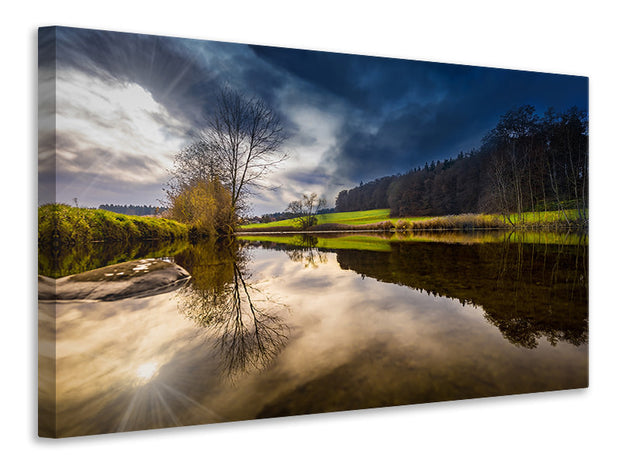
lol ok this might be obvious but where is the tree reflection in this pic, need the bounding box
[174,239,288,378]
[284,235,328,268]
[333,233,588,349]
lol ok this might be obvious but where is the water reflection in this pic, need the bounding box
[38,239,189,278]
[284,236,328,268]
[243,231,588,349]
[174,240,288,378]
[39,231,588,437]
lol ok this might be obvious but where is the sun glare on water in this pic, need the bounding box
[136,362,159,382]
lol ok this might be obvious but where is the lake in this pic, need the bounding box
[38,231,588,437]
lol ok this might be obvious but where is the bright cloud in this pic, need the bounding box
[52,68,190,204]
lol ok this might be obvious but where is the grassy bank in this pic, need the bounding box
[38,204,189,247]
[239,208,586,232]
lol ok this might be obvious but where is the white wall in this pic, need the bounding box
[3,1,617,463]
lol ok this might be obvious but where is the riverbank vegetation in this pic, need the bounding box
[165,178,232,237]
[38,203,189,247]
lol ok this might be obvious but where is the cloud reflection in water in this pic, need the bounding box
[39,236,588,437]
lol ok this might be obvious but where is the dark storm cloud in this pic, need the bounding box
[42,26,295,142]
[252,44,587,111]
[47,27,288,134]
[40,27,588,211]
[252,45,588,183]
[251,46,373,107]
[52,140,165,186]
[48,27,218,130]
[285,166,333,186]
[251,45,480,112]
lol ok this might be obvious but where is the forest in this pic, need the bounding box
[335,105,588,225]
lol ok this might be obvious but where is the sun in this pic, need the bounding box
[136,362,159,382]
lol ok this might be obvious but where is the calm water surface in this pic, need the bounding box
[38,231,588,437]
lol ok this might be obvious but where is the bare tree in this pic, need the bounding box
[207,89,287,223]
[164,88,288,233]
[286,193,326,230]
[484,105,539,224]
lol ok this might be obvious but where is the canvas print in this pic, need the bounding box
[38,26,588,438]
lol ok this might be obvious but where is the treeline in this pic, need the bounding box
[98,204,163,216]
[335,105,588,225]
[247,207,336,224]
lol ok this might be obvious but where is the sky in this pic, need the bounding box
[38,26,588,215]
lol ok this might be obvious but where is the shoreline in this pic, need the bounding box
[236,225,588,235]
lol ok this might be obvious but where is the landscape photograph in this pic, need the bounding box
[38,26,588,438]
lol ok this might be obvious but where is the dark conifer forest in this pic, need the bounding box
[335,105,588,224]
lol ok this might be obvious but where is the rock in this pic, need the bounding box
[38,258,191,301]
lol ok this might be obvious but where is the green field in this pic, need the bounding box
[240,209,429,229]
[240,208,584,230]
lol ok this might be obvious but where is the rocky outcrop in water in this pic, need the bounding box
[38,258,190,301]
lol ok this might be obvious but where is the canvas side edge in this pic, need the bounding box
[37,26,59,439]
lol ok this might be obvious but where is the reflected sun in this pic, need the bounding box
[136,362,159,382]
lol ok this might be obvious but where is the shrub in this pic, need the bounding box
[378,221,394,231]
[166,179,233,236]
[395,219,410,231]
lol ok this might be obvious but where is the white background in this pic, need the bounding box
[2,1,617,463]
